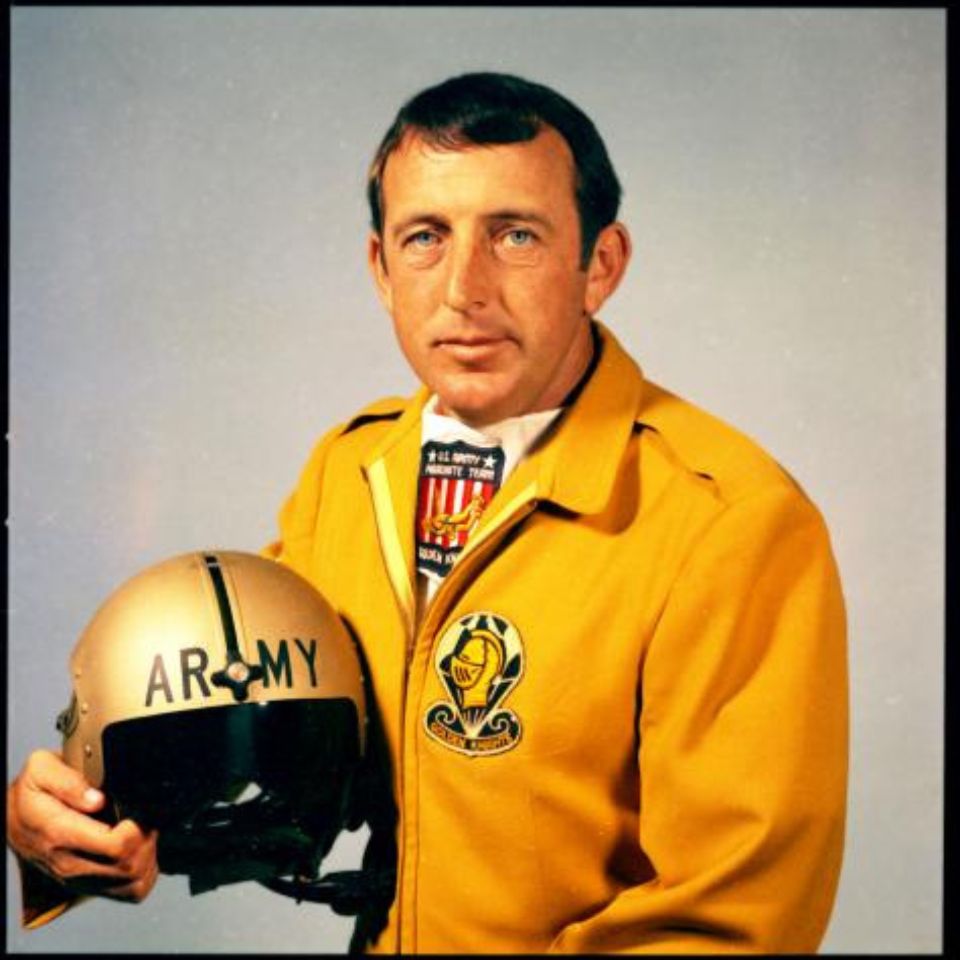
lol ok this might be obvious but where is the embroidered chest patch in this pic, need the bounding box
[415,440,505,580]
[424,611,524,757]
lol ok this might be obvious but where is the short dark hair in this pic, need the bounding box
[367,72,622,268]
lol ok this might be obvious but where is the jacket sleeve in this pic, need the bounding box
[549,485,848,954]
[16,858,86,929]
[261,425,343,575]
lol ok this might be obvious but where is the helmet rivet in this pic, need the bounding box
[84,745,93,757]
[226,662,249,682]
[80,702,89,714]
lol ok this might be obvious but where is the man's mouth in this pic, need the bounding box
[436,336,510,365]
[434,335,513,363]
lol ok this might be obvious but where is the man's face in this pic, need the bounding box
[369,127,625,427]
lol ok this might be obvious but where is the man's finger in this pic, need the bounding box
[32,793,115,850]
[22,750,105,814]
[63,854,160,903]
[104,820,158,871]
[47,846,128,881]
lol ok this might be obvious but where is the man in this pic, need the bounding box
[7,72,848,953]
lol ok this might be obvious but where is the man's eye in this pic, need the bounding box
[504,229,534,246]
[406,231,439,248]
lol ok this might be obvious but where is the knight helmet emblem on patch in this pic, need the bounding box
[424,612,523,756]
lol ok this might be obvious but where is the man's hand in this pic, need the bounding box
[7,749,159,903]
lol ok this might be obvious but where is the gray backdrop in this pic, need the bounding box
[8,7,944,954]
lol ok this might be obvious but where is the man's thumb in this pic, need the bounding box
[31,750,105,812]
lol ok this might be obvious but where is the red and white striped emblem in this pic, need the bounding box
[416,440,505,579]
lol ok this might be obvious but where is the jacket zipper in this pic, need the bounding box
[396,494,539,953]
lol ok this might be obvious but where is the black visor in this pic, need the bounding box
[101,698,361,830]
[101,699,362,891]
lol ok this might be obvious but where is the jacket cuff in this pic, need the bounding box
[17,857,85,929]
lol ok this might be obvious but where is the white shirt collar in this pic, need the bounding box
[420,395,563,480]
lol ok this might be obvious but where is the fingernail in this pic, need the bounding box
[84,788,104,806]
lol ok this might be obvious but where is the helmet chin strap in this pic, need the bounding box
[157,790,327,895]
[259,868,397,917]
[157,788,396,915]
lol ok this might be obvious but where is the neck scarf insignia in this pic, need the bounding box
[415,439,505,580]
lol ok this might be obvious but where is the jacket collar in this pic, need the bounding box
[514,321,644,515]
[361,319,645,517]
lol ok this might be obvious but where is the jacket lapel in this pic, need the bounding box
[362,390,428,641]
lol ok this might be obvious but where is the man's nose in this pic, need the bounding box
[444,236,493,312]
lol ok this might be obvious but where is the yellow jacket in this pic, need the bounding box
[266,323,849,953]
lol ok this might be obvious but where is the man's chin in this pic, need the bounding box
[433,388,518,429]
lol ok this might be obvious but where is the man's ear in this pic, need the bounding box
[367,231,393,313]
[584,222,632,316]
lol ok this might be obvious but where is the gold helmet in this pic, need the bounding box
[57,550,367,895]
